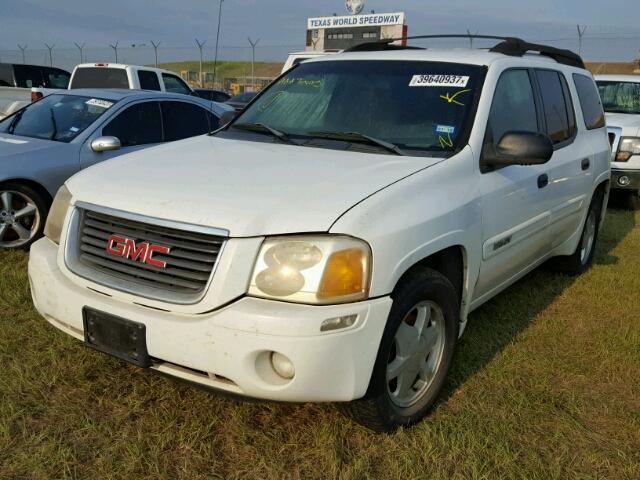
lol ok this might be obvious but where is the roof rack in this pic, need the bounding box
[344,34,585,69]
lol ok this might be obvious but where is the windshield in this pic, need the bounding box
[596,81,640,114]
[0,94,115,142]
[70,67,129,89]
[232,60,484,154]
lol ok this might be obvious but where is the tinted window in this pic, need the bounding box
[162,74,191,95]
[161,101,211,141]
[138,70,161,91]
[536,70,573,144]
[0,94,113,142]
[229,92,258,103]
[236,61,484,153]
[595,79,638,116]
[13,65,44,88]
[70,67,129,89]
[0,64,13,86]
[195,89,230,102]
[45,69,70,88]
[559,74,577,137]
[103,102,162,146]
[487,69,538,144]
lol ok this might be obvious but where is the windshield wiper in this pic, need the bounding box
[49,108,58,141]
[7,109,25,134]
[306,131,406,156]
[232,122,299,145]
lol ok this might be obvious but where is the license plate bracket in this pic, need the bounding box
[83,307,152,368]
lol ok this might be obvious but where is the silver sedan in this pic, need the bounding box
[0,88,233,249]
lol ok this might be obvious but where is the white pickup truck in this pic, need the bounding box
[0,63,70,119]
[29,37,610,431]
[595,75,640,209]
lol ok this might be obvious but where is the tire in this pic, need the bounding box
[624,190,640,211]
[0,183,49,250]
[340,267,459,432]
[550,190,604,276]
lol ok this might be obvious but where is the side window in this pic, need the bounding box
[535,70,574,144]
[13,65,44,88]
[487,69,539,145]
[559,74,577,137]
[574,74,605,130]
[103,102,162,147]
[161,101,211,141]
[138,70,161,91]
[162,74,191,95]
[45,69,71,88]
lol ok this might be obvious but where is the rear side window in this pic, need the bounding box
[487,69,539,144]
[45,69,70,88]
[71,68,129,89]
[138,70,161,91]
[575,75,606,129]
[535,70,574,144]
[0,64,15,86]
[161,101,211,141]
[162,74,191,95]
[13,65,44,88]
[103,102,162,146]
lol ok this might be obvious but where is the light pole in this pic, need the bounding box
[248,37,259,91]
[195,39,206,87]
[150,40,161,67]
[74,42,85,63]
[109,41,119,63]
[44,43,55,67]
[212,0,224,88]
[17,44,27,64]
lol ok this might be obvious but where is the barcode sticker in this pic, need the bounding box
[86,99,114,109]
[409,75,470,87]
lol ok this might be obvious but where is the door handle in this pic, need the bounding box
[537,174,549,189]
[581,158,590,171]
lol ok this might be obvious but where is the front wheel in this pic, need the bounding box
[339,268,459,432]
[0,184,48,250]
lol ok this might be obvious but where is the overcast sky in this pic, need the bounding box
[0,0,639,65]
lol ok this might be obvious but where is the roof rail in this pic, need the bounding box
[344,34,585,69]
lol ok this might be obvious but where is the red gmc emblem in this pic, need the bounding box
[106,234,170,268]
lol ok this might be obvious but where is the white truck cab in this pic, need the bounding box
[69,63,194,96]
[29,36,610,432]
[595,75,640,209]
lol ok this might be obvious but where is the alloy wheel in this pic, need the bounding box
[0,190,41,249]
[580,208,597,265]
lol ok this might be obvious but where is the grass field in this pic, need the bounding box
[1,209,639,479]
[158,60,284,79]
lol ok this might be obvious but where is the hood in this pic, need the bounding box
[67,135,442,237]
[605,113,640,136]
[0,134,69,159]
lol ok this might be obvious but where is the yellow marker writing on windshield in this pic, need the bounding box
[439,89,471,106]
[439,132,454,149]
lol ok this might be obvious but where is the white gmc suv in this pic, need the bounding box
[595,75,640,209]
[28,36,611,431]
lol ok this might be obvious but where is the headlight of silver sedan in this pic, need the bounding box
[248,235,372,305]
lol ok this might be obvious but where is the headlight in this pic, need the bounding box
[44,185,72,244]
[249,235,371,304]
[616,137,640,162]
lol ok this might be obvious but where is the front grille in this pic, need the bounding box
[75,208,225,301]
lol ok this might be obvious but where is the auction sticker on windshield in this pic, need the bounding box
[409,75,469,87]
[85,99,114,109]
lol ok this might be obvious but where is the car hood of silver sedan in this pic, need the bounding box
[66,134,444,237]
[0,133,70,159]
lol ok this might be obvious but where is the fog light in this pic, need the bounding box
[320,314,357,332]
[619,175,631,186]
[270,352,295,379]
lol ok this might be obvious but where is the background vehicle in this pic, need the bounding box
[281,50,340,72]
[0,89,232,249]
[225,91,258,111]
[0,63,70,119]
[69,64,194,95]
[29,37,610,432]
[194,88,231,103]
[595,75,640,209]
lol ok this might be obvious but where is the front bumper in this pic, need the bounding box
[611,168,640,190]
[28,238,392,402]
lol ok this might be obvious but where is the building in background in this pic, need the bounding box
[306,11,407,51]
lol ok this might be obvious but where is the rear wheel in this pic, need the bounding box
[550,190,603,276]
[340,268,459,432]
[0,184,48,250]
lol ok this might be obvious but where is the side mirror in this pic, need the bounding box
[91,136,121,153]
[219,110,238,128]
[482,131,553,168]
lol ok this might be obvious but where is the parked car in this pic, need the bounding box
[0,89,232,249]
[0,63,70,119]
[68,63,194,95]
[225,91,258,111]
[29,37,610,432]
[194,88,231,103]
[595,75,640,209]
